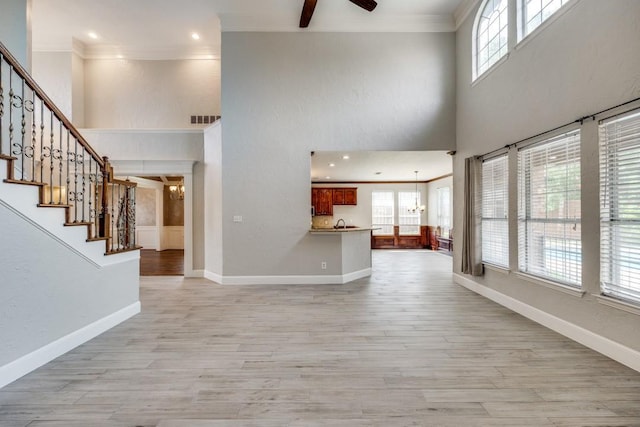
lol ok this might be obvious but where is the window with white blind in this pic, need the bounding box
[473,0,509,80]
[599,109,640,305]
[372,191,394,236]
[517,130,581,286]
[437,187,451,230]
[482,155,509,268]
[519,0,572,41]
[398,191,421,235]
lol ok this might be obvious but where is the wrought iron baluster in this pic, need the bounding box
[73,137,79,222]
[0,53,4,157]
[30,92,36,182]
[8,66,14,170]
[39,100,44,185]
[81,146,86,222]
[19,79,26,180]
[58,128,64,205]
[66,131,70,206]
[111,182,115,252]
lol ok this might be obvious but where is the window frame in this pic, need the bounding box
[398,191,422,236]
[472,0,510,81]
[481,154,510,268]
[517,0,573,42]
[599,108,640,306]
[517,130,582,288]
[371,191,394,236]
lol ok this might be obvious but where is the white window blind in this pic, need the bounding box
[517,131,581,286]
[599,109,640,305]
[475,0,508,80]
[520,0,571,40]
[372,191,394,235]
[398,191,421,235]
[482,155,509,268]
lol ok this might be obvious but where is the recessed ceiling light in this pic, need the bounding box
[191,32,200,40]
[116,54,124,59]
[329,163,335,167]
[325,176,331,179]
[342,155,350,160]
[375,172,382,175]
[88,32,98,39]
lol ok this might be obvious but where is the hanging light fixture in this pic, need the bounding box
[169,179,185,201]
[408,170,425,213]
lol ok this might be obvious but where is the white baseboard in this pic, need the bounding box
[185,269,204,278]
[0,301,141,389]
[453,273,640,373]
[202,269,371,285]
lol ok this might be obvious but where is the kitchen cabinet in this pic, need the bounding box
[312,188,333,216]
[332,188,357,205]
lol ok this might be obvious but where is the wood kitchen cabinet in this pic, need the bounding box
[332,188,358,205]
[312,188,333,216]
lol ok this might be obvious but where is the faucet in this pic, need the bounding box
[335,218,346,229]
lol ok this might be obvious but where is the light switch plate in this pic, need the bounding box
[233,215,243,222]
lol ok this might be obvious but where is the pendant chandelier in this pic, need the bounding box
[169,180,185,200]
[408,170,425,213]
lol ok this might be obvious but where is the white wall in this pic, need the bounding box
[32,51,73,119]
[0,200,139,386]
[454,0,640,353]
[83,58,220,129]
[220,32,456,277]
[204,122,223,278]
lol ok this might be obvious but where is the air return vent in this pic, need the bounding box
[190,115,221,125]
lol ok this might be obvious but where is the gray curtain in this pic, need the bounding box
[462,156,484,276]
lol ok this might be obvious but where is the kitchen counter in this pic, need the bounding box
[309,227,374,233]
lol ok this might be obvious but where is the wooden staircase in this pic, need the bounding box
[0,41,139,255]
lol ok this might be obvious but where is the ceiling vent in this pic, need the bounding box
[190,115,221,125]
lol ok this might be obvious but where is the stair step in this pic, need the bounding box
[4,179,46,187]
[87,237,108,242]
[38,203,72,208]
[106,245,143,256]
[0,154,17,161]
[65,222,93,227]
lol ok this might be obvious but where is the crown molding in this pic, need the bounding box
[454,0,481,30]
[220,13,456,33]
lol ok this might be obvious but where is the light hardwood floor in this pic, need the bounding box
[2,250,640,426]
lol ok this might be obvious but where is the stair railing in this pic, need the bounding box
[0,41,138,254]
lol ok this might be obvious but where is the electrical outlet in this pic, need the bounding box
[233,215,243,222]
[321,261,327,270]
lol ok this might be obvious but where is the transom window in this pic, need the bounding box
[520,0,571,40]
[474,0,509,80]
[517,131,582,287]
[599,109,640,305]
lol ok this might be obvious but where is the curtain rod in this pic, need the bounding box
[478,95,640,159]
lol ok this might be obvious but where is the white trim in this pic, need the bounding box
[0,302,141,389]
[188,269,205,278]
[204,269,372,286]
[484,263,510,274]
[595,295,640,316]
[453,274,640,373]
[515,272,585,298]
[516,0,581,46]
[455,0,482,29]
[204,270,223,284]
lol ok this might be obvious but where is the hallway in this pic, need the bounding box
[1,251,639,426]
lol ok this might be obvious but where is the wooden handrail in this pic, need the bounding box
[0,41,104,167]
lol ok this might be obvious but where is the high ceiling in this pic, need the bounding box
[311,151,452,182]
[31,0,471,59]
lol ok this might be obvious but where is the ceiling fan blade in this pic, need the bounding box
[300,0,318,28]
[348,0,377,12]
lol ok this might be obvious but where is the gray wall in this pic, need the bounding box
[220,32,456,276]
[454,0,640,351]
[0,201,139,366]
[83,58,220,129]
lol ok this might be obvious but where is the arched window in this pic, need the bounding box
[473,0,509,80]
[519,0,572,40]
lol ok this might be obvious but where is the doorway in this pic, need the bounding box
[132,176,185,276]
